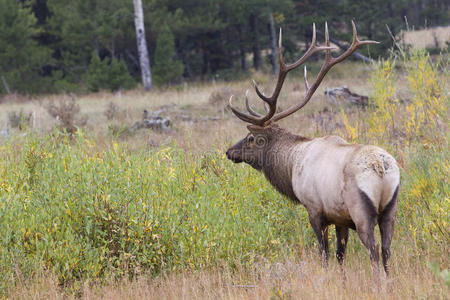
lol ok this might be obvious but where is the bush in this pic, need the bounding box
[85,53,136,92]
[153,25,184,86]
[0,134,305,292]
[45,97,88,133]
[7,110,32,130]
[0,0,52,94]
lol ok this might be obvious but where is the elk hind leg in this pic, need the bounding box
[379,185,399,276]
[346,187,380,281]
[355,189,380,280]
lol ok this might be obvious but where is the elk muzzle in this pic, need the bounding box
[226,148,243,163]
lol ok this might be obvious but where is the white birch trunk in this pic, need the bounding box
[133,0,152,91]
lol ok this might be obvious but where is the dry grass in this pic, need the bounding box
[0,61,378,151]
[402,26,450,49]
[10,249,447,300]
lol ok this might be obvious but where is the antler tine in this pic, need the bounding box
[252,80,270,103]
[234,23,334,126]
[245,90,263,117]
[324,22,332,62]
[304,66,310,91]
[271,21,378,123]
[285,23,335,71]
[332,20,379,64]
[228,95,261,123]
[278,28,284,66]
[229,21,376,126]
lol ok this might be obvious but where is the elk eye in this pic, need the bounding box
[248,135,254,143]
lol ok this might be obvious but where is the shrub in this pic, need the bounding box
[208,87,233,106]
[45,96,88,133]
[104,102,119,121]
[0,134,305,292]
[0,0,52,94]
[153,24,184,86]
[7,110,32,130]
[85,53,136,92]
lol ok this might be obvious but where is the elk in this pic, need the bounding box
[226,21,400,277]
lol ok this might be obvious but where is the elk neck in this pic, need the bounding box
[261,127,309,203]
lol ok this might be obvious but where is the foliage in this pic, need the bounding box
[401,146,449,258]
[0,0,51,94]
[0,134,306,292]
[84,53,136,92]
[45,0,135,85]
[367,60,399,145]
[404,50,447,145]
[7,110,32,131]
[1,0,448,93]
[44,97,88,133]
[152,24,184,86]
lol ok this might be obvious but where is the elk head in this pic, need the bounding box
[226,21,378,165]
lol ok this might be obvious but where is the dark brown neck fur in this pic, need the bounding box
[261,126,310,203]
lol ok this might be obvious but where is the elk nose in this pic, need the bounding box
[226,150,230,159]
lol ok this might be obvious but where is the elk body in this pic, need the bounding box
[226,21,400,277]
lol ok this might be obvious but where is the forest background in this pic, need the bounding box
[0,0,448,94]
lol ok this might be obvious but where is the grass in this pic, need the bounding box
[0,52,449,298]
[9,255,448,299]
[0,61,373,151]
[402,26,450,50]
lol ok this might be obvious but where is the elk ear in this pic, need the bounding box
[247,125,266,134]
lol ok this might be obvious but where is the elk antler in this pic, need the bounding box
[229,21,378,126]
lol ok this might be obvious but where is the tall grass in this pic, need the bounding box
[0,133,312,293]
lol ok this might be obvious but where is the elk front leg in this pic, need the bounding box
[309,214,329,266]
[335,225,349,265]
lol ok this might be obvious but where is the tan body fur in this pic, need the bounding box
[290,136,399,228]
[227,124,400,276]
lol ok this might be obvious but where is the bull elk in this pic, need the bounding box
[226,21,400,277]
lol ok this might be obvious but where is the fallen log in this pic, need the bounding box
[324,86,369,107]
[130,109,171,132]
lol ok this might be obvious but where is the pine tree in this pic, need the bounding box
[85,52,135,92]
[0,0,51,94]
[152,24,184,86]
[46,0,135,86]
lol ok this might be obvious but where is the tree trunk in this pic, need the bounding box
[249,14,261,70]
[238,26,246,71]
[1,76,11,94]
[269,12,279,75]
[240,47,246,71]
[133,0,152,91]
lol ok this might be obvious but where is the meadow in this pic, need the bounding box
[0,49,448,299]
